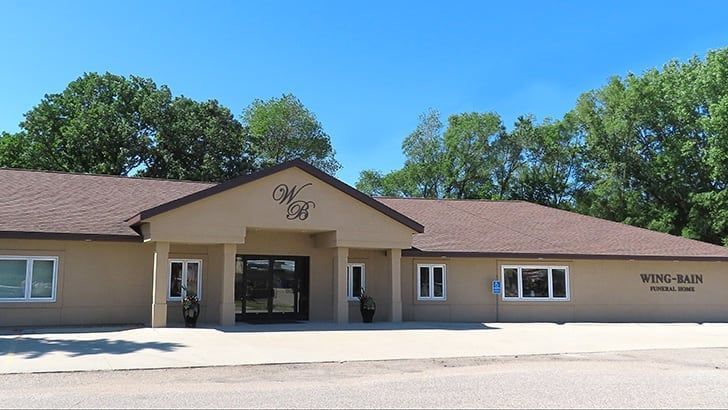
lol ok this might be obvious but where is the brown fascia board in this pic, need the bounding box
[0,231,143,242]
[126,159,426,233]
[402,249,728,262]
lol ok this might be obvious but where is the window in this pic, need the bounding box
[501,265,569,301]
[417,264,446,301]
[168,259,202,301]
[0,256,58,302]
[346,263,365,301]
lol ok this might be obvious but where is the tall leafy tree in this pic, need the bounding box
[18,72,171,175]
[442,112,505,199]
[143,97,253,181]
[508,115,585,208]
[574,49,728,244]
[242,94,340,174]
[400,109,447,198]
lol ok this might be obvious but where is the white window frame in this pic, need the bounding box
[416,264,447,301]
[501,265,570,301]
[0,256,59,303]
[168,259,203,302]
[346,263,366,301]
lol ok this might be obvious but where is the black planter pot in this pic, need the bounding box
[360,307,375,323]
[183,302,200,328]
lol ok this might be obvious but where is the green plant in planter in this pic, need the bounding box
[181,285,200,328]
[358,289,376,323]
[182,294,199,311]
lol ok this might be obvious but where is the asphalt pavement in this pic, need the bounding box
[1,347,727,409]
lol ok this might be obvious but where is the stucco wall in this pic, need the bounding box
[348,248,391,322]
[0,239,153,327]
[3,237,727,327]
[165,243,220,325]
[401,256,728,322]
[0,233,398,327]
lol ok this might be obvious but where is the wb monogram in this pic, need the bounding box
[272,183,316,221]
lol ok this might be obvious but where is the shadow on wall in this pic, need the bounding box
[0,337,185,359]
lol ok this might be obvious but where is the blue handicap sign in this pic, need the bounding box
[491,279,501,295]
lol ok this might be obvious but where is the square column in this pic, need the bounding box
[333,247,349,324]
[219,243,237,326]
[151,241,170,328]
[389,248,402,322]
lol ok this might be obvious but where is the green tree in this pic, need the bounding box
[355,168,421,197]
[400,109,447,198]
[574,49,728,244]
[508,115,585,208]
[18,72,171,175]
[442,112,505,199]
[143,97,254,181]
[242,94,340,174]
[0,132,32,169]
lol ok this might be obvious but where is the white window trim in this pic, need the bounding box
[0,256,59,303]
[416,264,447,301]
[168,259,203,302]
[346,263,365,301]
[501,265,570,302]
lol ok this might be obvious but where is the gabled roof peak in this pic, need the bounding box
[127,159,425,233]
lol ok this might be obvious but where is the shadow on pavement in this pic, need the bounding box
[211,321,501,333]
[0,336,184,359]
[0,325,144,336]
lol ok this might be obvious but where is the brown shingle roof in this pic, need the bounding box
[1,166,727,261]
[0,169,214,240]
[376,197,728,261]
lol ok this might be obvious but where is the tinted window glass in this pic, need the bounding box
[30,260,54,299]
[186,262,200,298]
[169,262,183,298]
[433,267,444,297]
[0,259,27,299]
[419,266,430,297]
[504,268,519,297]
[521,268,548,298]
[352,266,362,298]
[552,269,567,298]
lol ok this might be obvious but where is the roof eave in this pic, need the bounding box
[402,249,728,262]
[0,231,143,242]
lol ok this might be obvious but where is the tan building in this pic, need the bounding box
[1,159,727,327]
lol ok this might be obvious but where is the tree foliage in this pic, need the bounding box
[143,97,253,181]
[357,48,728,245]
[242,94,340,174]
[574,49,728,244]
[18,72,169,175]
[0,74,339,181]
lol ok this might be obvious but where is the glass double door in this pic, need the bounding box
[235,255,309,322]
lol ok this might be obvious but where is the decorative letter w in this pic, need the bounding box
[272,183,316,220]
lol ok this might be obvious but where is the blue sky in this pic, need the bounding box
[1,1,728,184]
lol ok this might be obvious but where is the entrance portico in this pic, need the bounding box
[133,160,422,327]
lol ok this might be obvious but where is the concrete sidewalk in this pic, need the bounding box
[2,322,728,374]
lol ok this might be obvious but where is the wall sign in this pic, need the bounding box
[491,279,501,295]
[272,183,316,221]
[640,273,703,292]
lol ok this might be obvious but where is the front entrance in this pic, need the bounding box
[235,255,309,322]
